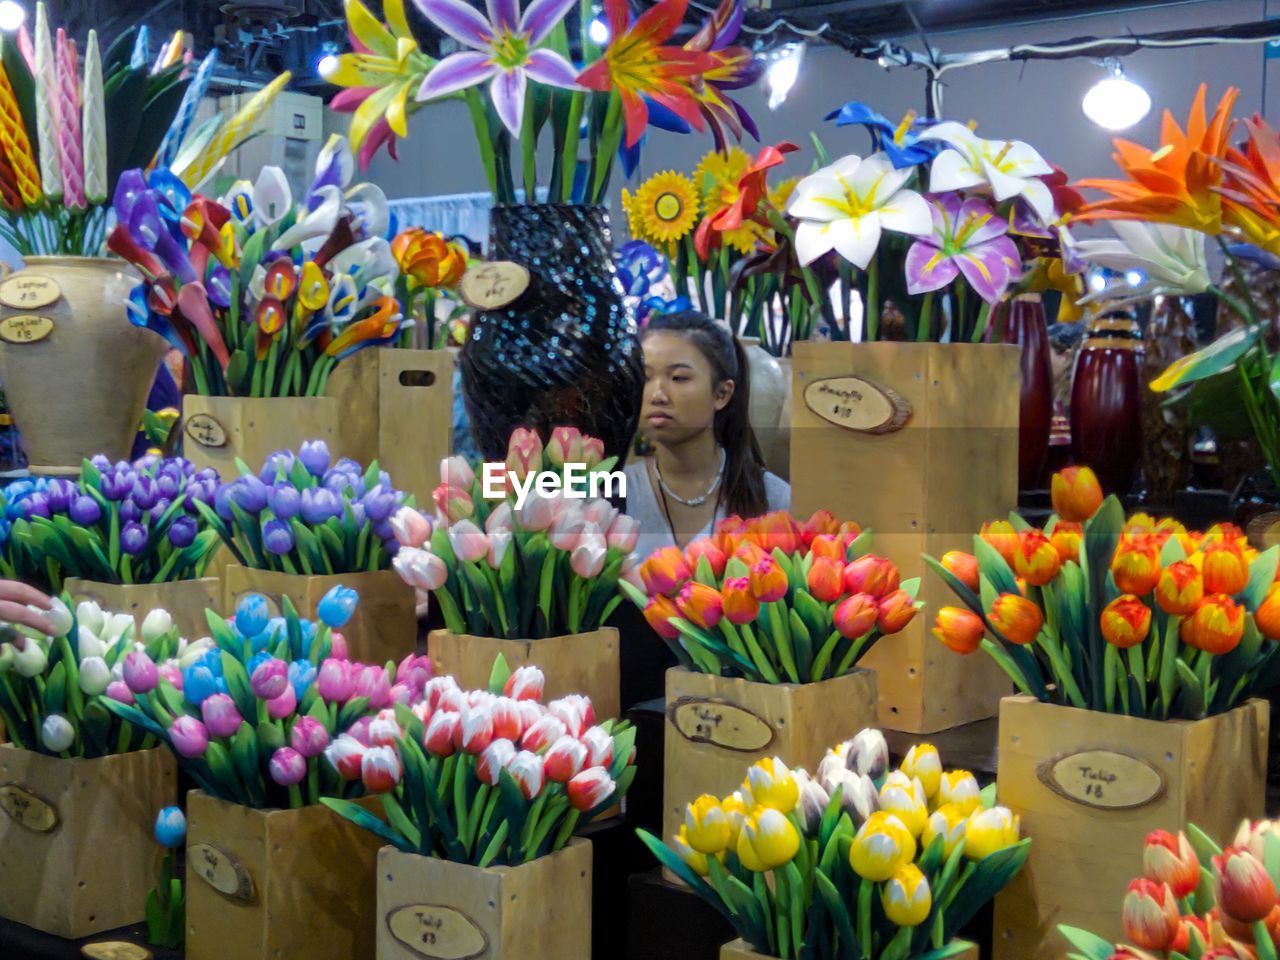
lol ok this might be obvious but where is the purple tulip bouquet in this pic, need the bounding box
[102,587,435,809]
[0,596,183,758]
[193,441,411,576]
[2,455,220,590]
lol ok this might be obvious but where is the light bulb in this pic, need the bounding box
[0,2,25,32]
[1089,272,1107,292]
[317,54,338,78]
[1082,64,1151,131]
[766,43,804,111]
[588,16,609,44]
[1125,269,1145,287]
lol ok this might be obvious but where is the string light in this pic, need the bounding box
[766,43,805,110]
[316,40,339,79]
[1082,59,1151,131]
[588,15,609,45]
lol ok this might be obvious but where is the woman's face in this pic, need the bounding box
[641,331,733,445]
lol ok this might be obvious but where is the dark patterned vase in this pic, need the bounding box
[460,204,644,461]
[1070,311,1144,496]
[997,294,1053,491]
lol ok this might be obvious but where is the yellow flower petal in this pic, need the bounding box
[349,83,400,152]
[386,80,413,138]
[344,0,397,59]
[384,0,414,40]
[1150,352,1199,393]
[327,53,405,89]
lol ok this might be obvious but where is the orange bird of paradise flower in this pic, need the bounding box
[576,0,718,149]
[695,141,797,258]
[1073,84,1238,235]
[1217,114,1280,255]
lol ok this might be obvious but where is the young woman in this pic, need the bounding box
[625,311,789,552]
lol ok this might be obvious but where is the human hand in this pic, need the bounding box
[0,580,58,635]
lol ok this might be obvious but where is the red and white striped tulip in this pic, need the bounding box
[568,766,615,811]
[509,750,545,799]
[544,735,588,782]
[503,665,545,702]
[477,738,517,786]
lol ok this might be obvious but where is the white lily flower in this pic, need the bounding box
[787,152,933,268]
[272,185,342,251]
[346,182,389,240]
[1071,221,1211,304]
[252,167,292,228]
[920,121,1056,221]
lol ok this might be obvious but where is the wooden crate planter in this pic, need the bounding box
[326,347,454,508]
[182,395,342,479]
[662,668,877,847]
[377,837,592,960]
[429,628,621,721]
[721,938,978,959]
[0,746,176,938]
[185,790,382,960]
[64,576,221,642]
[992,696,1269,960]
[224,565,416,665]
[789,341,1020,733]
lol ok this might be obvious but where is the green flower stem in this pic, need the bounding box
[560,92,585,202]
[969,300,992,343]
[857,877,873,959]
[464,88,500,199]
[590,92,624,203]
[916,290,935,342]
[865,255,879,341]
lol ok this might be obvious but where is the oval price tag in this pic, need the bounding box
[1038,749,1165,810]
[0,274,61,309]
[0,314,54,344]
[803,376,911,434]
[386,904,488,960]
[189,842,256,903]
[669,698,775,753]
[0,783,59,832]
[458,262,530,311]
[184,413,228,448]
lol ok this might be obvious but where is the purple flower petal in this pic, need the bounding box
[524,49,579,89]
[954,236,1020,303]
[488,0,519,32]
[905,239,958,296]
[490,68,527,137]
[956,196,1006,245]
[413,0,493,48]
[417,51,499,101]
[521,0,577,46]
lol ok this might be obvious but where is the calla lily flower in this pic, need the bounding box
[207,265,232,308]
[264,259,298,300]
[219,221,240,266]
[787,151,933,267]
[272,184,342,251]
[127,284,186,352]
[413,0,581,137]
[255,295,287,358]
[298,261,330,312]
[147,167,192,214]
[130,194,195,283]
[920,122,1057,222]
[106,222,168,281]
[147,275,180,316]
[252,167,292,227]
[325,296,403,359]
[176,282,231,370]
[826,101,941,170]
[1072,221,1211,304]
[326,273,359,328]
[328,236,397,286]
[346,182,389,240]
[113,169,149,225]
[905,194,1021,303]
[181,198,233,268]
[224,180,253,223]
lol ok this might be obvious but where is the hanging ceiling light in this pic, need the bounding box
[588,15,609,44]
[1082,59,1151,131]
[765,42,805,111]
[0,2,25,32]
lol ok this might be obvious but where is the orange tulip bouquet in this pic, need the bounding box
[389,227,470,349]
[928,466,1280,719]
[1073,84,1280,487]
[620,511,921,684]
[1059,821,1280,960]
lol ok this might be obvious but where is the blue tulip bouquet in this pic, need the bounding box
[193,441,412,576]
[103,588,435,809]
[1,455,221,591]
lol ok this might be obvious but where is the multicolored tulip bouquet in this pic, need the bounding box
[323,659,635,866]
[102,588,435,809]
[0,596,182,757]
[620,510,920,684]
[639,728,1029,959]
[392,426,637,638]
[390,226,470,349]
[329,0,758,205]
[0,3,287,256]
[1072,84,1280,491]
[928,466,1280,719]
[112,134,406,398]
[193,441,410,576]
[4,455,219,590]
[1059,821,1280,960]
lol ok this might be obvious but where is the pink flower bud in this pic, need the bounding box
[570,532,608,579]
[581,436,605,468]
[544,735,588,783]
[158,663,183,689]
[393,547,449,591]
[433,482,475,524]
[503,665,545,702]
[584,498,616,530]
[485,501,515,535]
[391,506,433,548]
[477,738,517,785]
[317,658,355,703]
[269,746,307,786]
[290,716,330,758]
[169,716,210,758]
[347,715,374,745]
[123,650,159,694]
[607,515,641,553]
[547,426,585,467]
[267,684,297,719]
[201,693,244,738]
[356,665,392,709]
[505,427,544,481]
[250,657,289,700]
[550,509,586,552]
[517,492,556,532]
[447,519,489,564]
[440,455,475,490]
[329,631,349,660]
[488,529,513,568]
[568,766,615,811]
[106,680,134,705]
[396,653,433,692]
[325,733,366,780]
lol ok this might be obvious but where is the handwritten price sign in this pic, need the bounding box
[0,274,61,310]
[670,698,775,752]
[189,842,256,903]
[0,315,54,344]
[386,904,487,959]
[1039,749,1165,810]
[802,376,911,434]
[458,262,531,311]
[0,783,59,832]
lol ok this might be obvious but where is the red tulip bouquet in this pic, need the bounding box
[323,659,636,866]
[639,730,1029,960]
[619,510,920,684]
[928,466,1280,719]
[1059,821,1280,960]
[392,426,637,639]
[103,588,435,809]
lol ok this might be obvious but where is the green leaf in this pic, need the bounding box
[1056,927,1116,960]
[1244,546,1280,610]
[320,798,411,850]
[973,536,1018,596]
[487,654,511,695]
[220,651,258,723]
[1187,822,1224,863]
[1155,323,1260,391]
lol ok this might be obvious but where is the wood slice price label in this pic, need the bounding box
[184,413,228,448]
[1038,749,1165,810]
[458,261,530,311]
[80,942,154,960]
[669,698,774,753]
[803,376,911,434]
[0,274,61,309]
[386,904,488,959]
[0,783,59,832]
[0,314,54,344]
[189,842,256,903]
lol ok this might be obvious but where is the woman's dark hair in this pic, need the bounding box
[643,310,768,517]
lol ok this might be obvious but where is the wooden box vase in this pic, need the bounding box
[663,668,877,847]
[225,565,416,665]
[377,837,592,960]
[63,576,221,642]
[429,628,621,721]
[0,746,177,938]
[185,790,382,960]
[721,938,978,959]
[325,347,455,509]
[789,341,1019,733]
[182,394,342,479]
[992,696,1269,960]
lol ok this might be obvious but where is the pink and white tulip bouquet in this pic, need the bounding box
[102,588,434,809]
[0,596,180,757]
[392,426,639,639]
[323,659,636,866]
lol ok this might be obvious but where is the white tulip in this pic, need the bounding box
[75,600,104,634]
[77,625,106,660]
[40,714,74,752]
[141,608,174,643]
[78,656,111,696]
[101,614,135,648]
[13,640,48,677]
[42,598,73,638]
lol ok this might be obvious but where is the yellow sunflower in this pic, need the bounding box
[769,176,799,212]
[632,172,699,244]
[694,147,767,255]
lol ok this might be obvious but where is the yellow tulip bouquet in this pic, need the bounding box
[637,729,1029,960]
[927,467,1280,720]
